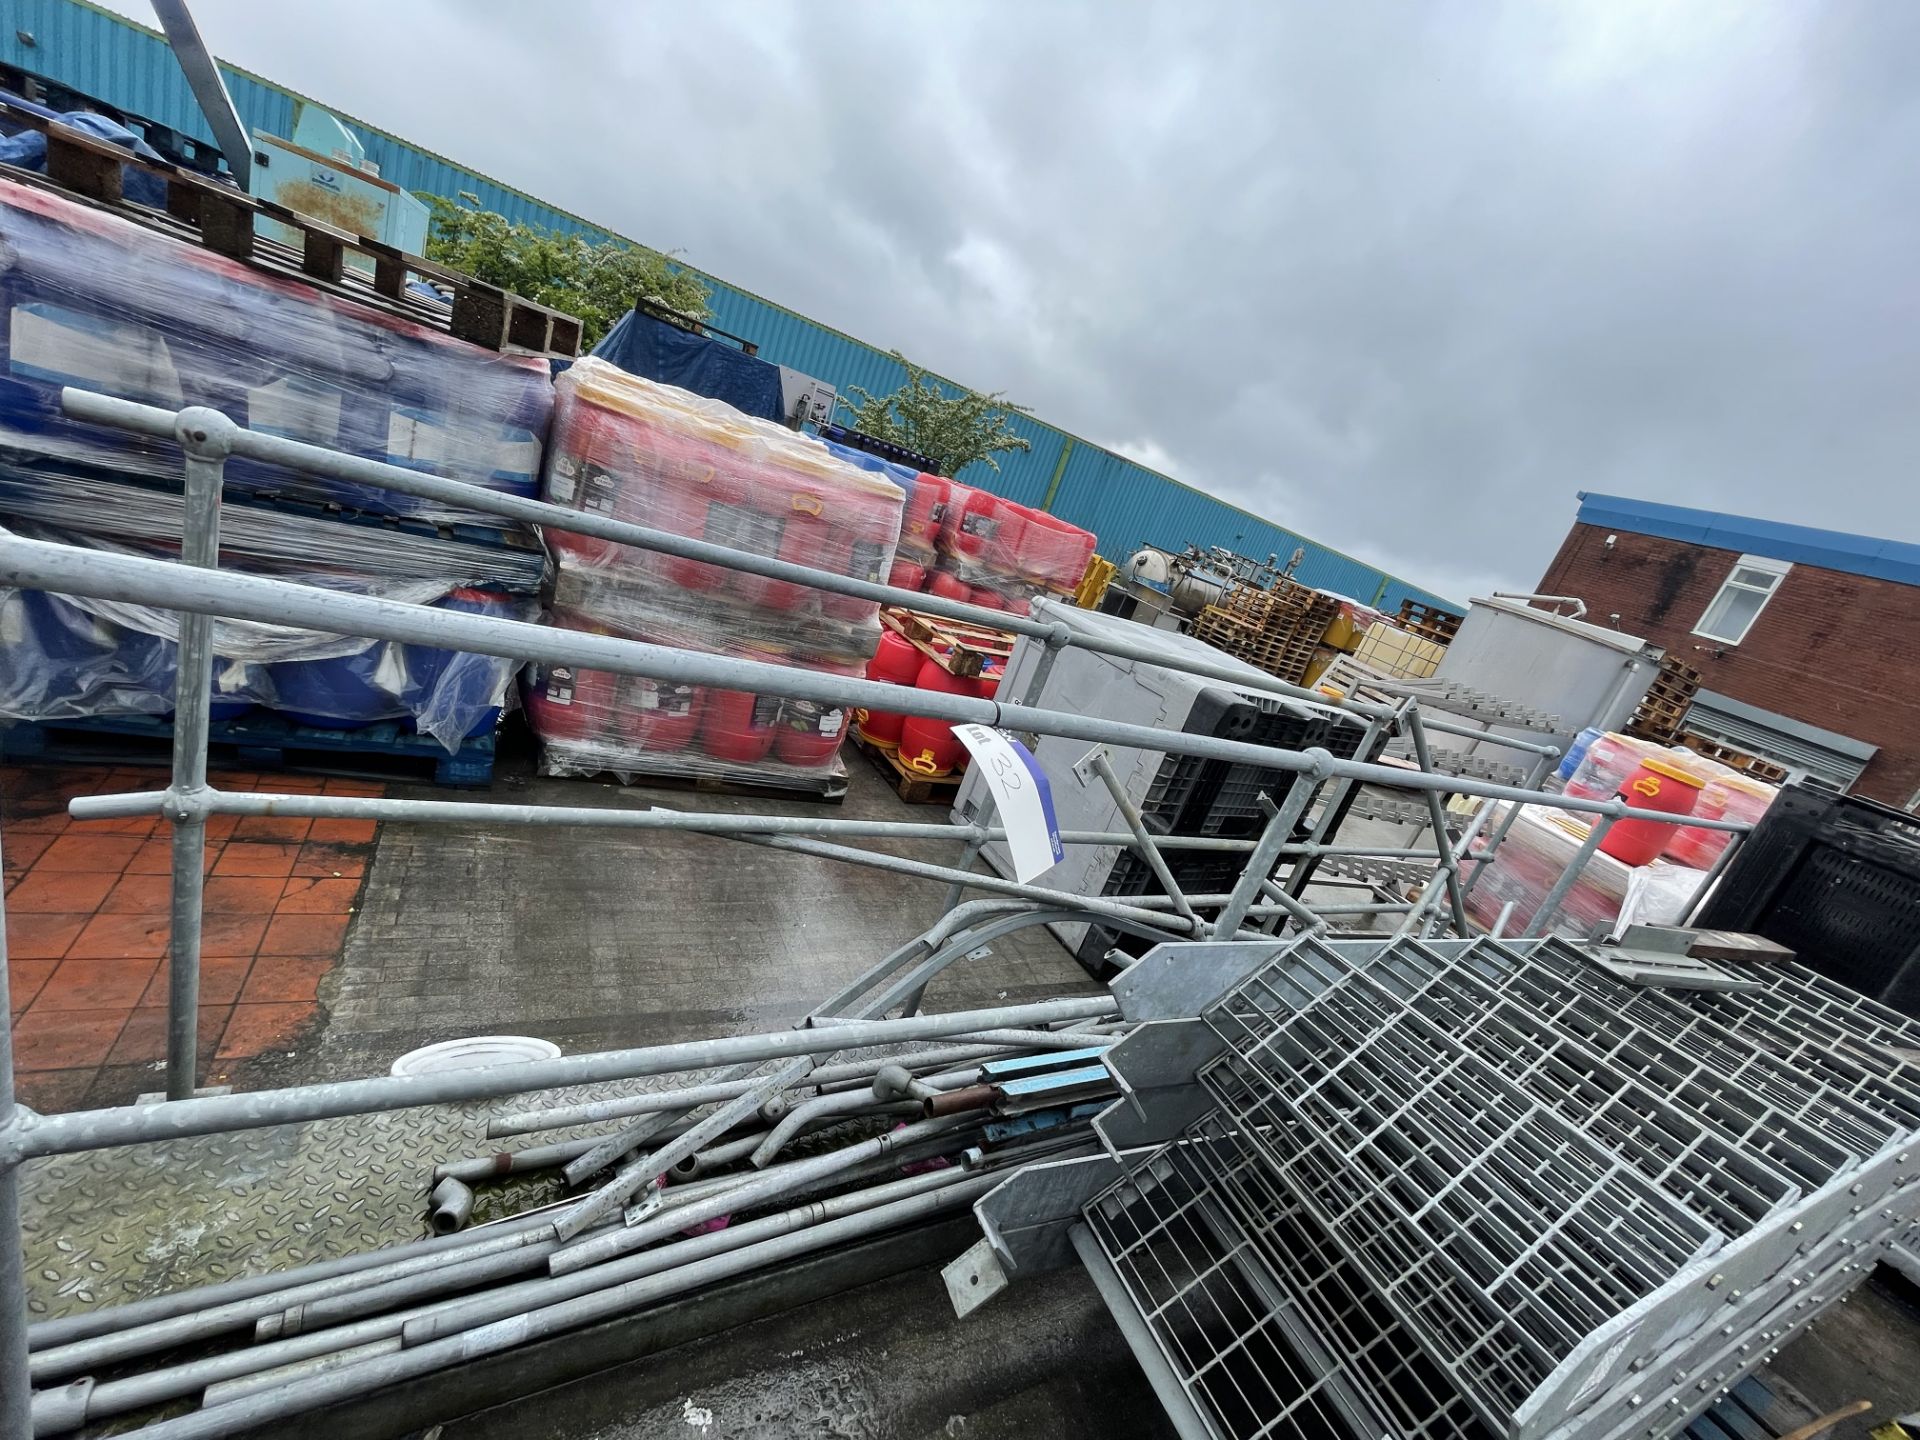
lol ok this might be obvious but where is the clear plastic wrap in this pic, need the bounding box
[0,177,552,527]
[922,480,1095,615]
[528,359,903,788]
[0,522,532,749]
[541,359,902,628]
[1463,803,1633,940]
[524,608,860,788]
[0,469,547,592]
[551,564,874,667]
[1463,801,1714,940]
[1610,860,1715,938]
[1662,768,1778,869]
[1560,731,1664,801]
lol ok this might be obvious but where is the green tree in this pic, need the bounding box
[422,197,710,348]
[840,352,1033,476]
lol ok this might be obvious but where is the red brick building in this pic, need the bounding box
[1537,493,1920,806]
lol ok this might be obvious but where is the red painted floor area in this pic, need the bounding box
[2,764,380,1113]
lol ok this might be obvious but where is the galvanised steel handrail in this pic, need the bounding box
[2,393,1752,1105]
[1,532,1746,827]
[0,395,1758,1436]
[44,390,1571,1065]
[57,389,1568,756]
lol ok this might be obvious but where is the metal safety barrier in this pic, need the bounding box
[0,391,1758,1436]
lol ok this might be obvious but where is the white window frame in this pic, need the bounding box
[1693,554,1790,645]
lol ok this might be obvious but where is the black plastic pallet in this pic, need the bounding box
[1696,784,1920,1017]
[0,711,495,788]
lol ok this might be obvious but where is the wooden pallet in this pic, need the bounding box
[1625,654,1706,743]
[1,101,582,357]
[850,729,965,805]
[1190,593,1337,685]
[1395,598,1465,646]
[1676,733,1790,784]
[1216,576,1320,630]
[881,607,1014,679]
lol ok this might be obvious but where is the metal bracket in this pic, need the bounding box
[972,1153,1127,1277]
[620,1181,667,1228]
[943,1237,1011,1319]
[1102,1020,1226,1110]
[1575,946,1761,992]
[1093,1091,1216,1161]
[1069,745,1109,787]
[1110,940,1290,1020]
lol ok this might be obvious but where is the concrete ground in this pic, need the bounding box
[7,736,1920,1439]
[1767,1273,1920,1440]
[283,745,1101,1085]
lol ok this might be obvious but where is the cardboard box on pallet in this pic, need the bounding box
[529,358,904,791]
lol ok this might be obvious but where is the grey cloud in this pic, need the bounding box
[103,0,1920,602]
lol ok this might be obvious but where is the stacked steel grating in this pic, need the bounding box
[1382,737,1532,786]
[1081,934,1920,1440]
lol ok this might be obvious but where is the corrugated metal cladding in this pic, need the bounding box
[7,0,1458,611]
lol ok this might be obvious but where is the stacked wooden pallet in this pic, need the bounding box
[1677,734,1789,785]
[0,100,582,356]
[1394,598,1465,646]
[1624,654,1703,744]
[1189,578,1341,685]
[880,607,1013,680]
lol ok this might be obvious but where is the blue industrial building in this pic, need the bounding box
[3,0,1455,611]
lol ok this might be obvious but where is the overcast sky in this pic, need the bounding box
[98,0,1920,602]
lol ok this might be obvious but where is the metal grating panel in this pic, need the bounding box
[1199,940,1730,1432]
[1075,932,1920,1440]
[1084,1140,1399,1440]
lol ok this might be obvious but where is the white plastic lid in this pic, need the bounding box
[389,1035,561,1076]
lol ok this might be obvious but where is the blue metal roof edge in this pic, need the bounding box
[1576,492,1920,588]
[8,0,1461,614]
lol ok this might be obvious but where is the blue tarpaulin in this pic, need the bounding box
[0,95,170,207]
[591,308,785,423]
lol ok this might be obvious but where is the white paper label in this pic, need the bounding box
[952,725,1063,882]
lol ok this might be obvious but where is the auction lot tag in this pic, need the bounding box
[953,725,1064,882]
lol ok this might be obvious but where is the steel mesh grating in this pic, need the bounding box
[1084,1140,1413,1440]
[1353,940,1807,1235]
[1075,934,1920,1440]
[1180,1117,1498,1440]
[1463,938,1912,1159]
